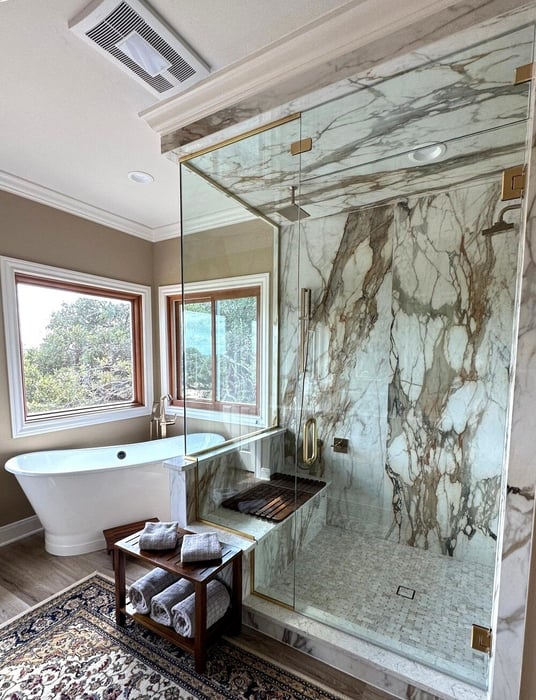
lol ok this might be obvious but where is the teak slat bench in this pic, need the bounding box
[114,527,242,673]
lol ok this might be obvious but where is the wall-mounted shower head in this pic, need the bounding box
[481,204,521,237]
[277,186,310,222]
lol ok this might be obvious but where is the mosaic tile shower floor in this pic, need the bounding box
[255,524,494,688]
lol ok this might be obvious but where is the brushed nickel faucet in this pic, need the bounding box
[150,394,176,439]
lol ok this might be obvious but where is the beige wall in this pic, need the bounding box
[0,191,156,527]
[181,219,275,283]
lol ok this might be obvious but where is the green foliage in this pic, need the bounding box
[183,296,257,405]
[22,297,133,414]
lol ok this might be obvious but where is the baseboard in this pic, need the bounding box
[0,515,42,548]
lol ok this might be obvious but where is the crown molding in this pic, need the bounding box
[0,170,256,242]
[0,169,156,241]
[183,206,256,236]
[140,0,461,138]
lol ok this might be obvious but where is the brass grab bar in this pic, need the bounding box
[303,417,318,465]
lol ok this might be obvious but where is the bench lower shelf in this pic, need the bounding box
[123,602,232,657]
[113,527,242,674]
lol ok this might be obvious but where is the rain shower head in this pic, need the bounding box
[481,204,521,237]
[277,186,310,222]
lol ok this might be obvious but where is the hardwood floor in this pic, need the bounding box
[0,533,398,700]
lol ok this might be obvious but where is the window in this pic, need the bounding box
[1,257,153,437]
[160,274,269,425]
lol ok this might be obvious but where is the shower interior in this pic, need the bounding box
[179,17,534,692]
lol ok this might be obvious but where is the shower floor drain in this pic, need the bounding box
[396,585,416,600]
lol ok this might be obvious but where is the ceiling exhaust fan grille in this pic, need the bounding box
[70,0,209,97]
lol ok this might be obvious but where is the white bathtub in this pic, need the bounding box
[4,433,225,556]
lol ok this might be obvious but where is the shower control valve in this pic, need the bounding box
[332,437,349,453]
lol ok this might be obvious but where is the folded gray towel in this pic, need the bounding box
[150,578,195,626]
[180,532,222,563]
[171,579,230,638]
[128,567,179,614]
[139,521,178,550]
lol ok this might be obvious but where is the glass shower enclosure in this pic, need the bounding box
[178,18,534,690]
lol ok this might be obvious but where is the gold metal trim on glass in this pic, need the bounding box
[179,112,301,163]
[290,137,312,155]
[182,161,278,229]
[514,63,533,84]
[501,164,526,200]
[197,518,256,542]
[471,625,492,655]
[251,589,294,610]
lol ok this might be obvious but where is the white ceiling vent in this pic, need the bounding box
[69,0,210,97]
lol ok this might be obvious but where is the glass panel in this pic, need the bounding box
[179,117,297,568]
[299,25,533,180]
[178,16,534,694]
[286,24,534,691]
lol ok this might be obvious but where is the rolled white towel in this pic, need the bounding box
[128,567,179,614]
[171,579,230,638]
[150,578,194,626]
[139,521,178,550]
[180,532,222,563]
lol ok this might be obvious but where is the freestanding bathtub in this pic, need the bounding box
[4,433,225,556]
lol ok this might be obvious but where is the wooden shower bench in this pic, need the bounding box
[113,526,242,673]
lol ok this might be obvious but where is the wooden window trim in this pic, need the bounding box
[15,272,145,420]
[167,285,261,415]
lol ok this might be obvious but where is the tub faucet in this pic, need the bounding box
[150,394,176,439]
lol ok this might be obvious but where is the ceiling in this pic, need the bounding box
[0,0,353,241]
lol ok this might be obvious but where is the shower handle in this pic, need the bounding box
[303,417,318,465]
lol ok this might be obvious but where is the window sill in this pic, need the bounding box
[12,405,151,439]
[168,406,263,428]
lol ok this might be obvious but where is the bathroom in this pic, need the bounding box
[2,2,536,700]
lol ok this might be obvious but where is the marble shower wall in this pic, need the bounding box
[280,180,520,565]
[387,184,519,565]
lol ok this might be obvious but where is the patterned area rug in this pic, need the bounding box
[0,573,340,699]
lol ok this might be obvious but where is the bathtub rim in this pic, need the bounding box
[4,432,226,477]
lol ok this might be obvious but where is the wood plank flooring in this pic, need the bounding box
[0,533,398,700]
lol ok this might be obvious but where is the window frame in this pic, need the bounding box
[159,274,270,427]
[1,256,153,438]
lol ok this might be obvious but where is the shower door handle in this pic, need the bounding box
[303,417,318,465]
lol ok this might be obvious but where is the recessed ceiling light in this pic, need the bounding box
[408,143,447,163]
[128,171,154,184]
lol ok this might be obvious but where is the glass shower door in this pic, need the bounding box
[290,22,534,687]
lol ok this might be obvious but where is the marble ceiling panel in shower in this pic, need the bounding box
[299,26,532,181]
[278,207,394,526]
[281,124,526,222]
[186,27,531,225]
[188,119,526,228]
[385,182,519,565]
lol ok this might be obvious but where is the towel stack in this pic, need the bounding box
[138,521,178,550]
[128,568,230,636]
[180,532,222,563]
[128,530,230,637]
[150,578,194,625]
[128,567,179,614]
[172,580,230,637]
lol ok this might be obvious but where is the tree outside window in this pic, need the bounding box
[169,286,260,414]
[17,281,139,416]
[1,256,152,437]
